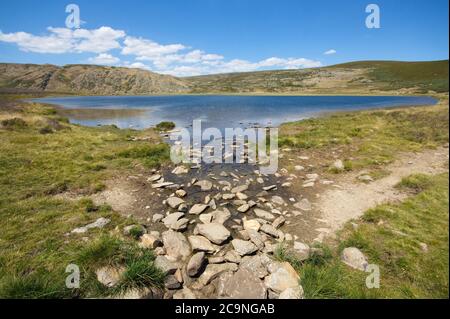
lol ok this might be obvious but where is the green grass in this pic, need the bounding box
[155,121,176,131]
[277,173,449,299]
[280,101,449,171]
[0,97,169,298]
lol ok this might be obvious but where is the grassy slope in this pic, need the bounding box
[276,173,449,298]
[0,95,170,298]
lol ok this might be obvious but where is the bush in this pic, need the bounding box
[155,121,175,131]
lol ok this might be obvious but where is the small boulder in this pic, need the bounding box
[341,247,368,271]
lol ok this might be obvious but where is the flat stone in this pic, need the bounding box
[175,189,187,197]
[254,208,275,221]
[152,182,174,189]
[294,165,304,171]
[264,262,300,293]
[170,218,189,231]
[231,239,258,256]
[263,185,277,191]
[189,204,208,215]
[162,212,184,228]
[188,235,218,253]
[71,217,110,234]
[166,197,185,209]
[292,242,310,261]
[260,224,279,238]
[222,193,235,200]
[294,198,312,211]
[197,223,231,245]
[199,213,213,224]
[272,216,286,229]
[341,247,368,271]
[139,234,162,249]
[236,192,248,200]
[195,180,213,191]
[222,268,267,299]
[187,252,207,277]
[162,230,191,261]
[148,174,162,182]
[165,275,182,289]
[211,209,231,224]
[247,229,265,250]
[198,263,238,286]
[271,196,285,206]
[154,255,179,274]
[96,266,124,287]
[172,166,189,175]
[279,286,304,299]
[231,184,248,193]
[224,250,242,263]
[243,219,261,232]
[173,287,196,299]
[152,213,164,223]
[239,255,268,279]
[237,204,250,213]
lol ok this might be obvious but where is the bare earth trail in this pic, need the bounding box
[316,147,449,233]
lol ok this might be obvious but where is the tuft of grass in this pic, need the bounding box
[155,121,175,131]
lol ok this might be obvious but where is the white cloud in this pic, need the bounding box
[121,36,185,59]
[0,26,125,54]
[324,49,337,55]
[87,53,120,65]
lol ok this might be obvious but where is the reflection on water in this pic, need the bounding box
[34,95,438,130]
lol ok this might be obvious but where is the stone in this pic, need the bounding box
[341,247,368,271]
[281,182,292,188]
[243,219,261,232]
[71,217,110,234]
[231,184,248,193]
[254,208,275,221]
[198,263,238,286]
[188,235,218,253]
[292,242,310,261]
[211,209,231,224]
[173,287,196,299]
[239,255,268,279]
[263,185,277,191]
[195,180,213,191]
[152,182,174,189]
[187,252,207,277]
[306,173,319,180]
[294,165,304,171]
[172,166,189,175]
[165,275,182,289]
[224,250,242,264]
[294,198,312,211]
[148,174,162,182]
[96,266,124,287]
[358,175,374,182]
[162,212,184,228]
[264,262,300,293]
[271,196,285,206]
[154,256,180,274]
[170,218,189,231]
[237,204,250,213]
[260,224,279,238]
[139,234,162,249]
[166,197,185,209]
[419,242,429,253]
[231,239,258,256]
[162,230,191,260]
[272,216,286,229]
[197,223,231,245]
[222,268,267,299]
[199,213,213,224]
[332,160,344,171]
[302,182,315,188]
[222,193,235,200]
[208,256,225,264]
[236,192,248,200]
[118,287,163,299]
[279,286,304,299]
[189,204,208,215]
[175,189,187,197]
[152,213,164,223]
[247,229,265,250]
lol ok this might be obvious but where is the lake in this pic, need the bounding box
[34,95,438,131]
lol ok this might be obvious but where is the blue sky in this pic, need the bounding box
[0,0,448,76]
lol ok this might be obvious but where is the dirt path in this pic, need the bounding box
[317,147,449,233]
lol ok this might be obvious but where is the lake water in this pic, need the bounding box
[34,95,437,131]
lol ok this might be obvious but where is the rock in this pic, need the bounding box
[71,217,110,234]
[419,242,429,253]
[188,235,218,253]
[148,174,162,182]
[358,175,374,182]
[175,189,187,197]
[254,208,275,221]
[332,160,344,171]
[170,218,189,231]
[231,239,258,256]
[152,213,164,223]
[294,165,304,171]
[139,234,162,249]
[152,182,174,189]
[166,197,185,209]
[197,223,231,245]
[211,209,231,224]
[281,182,292,188]
[199,213,213,224]
[260,224,279,238]
[187,252,207,277]
[239,255,268,279]
[154,256,179,274]
[263,185,277,191]
[279,286,304,299]
[195,180,213,191]
[236,192,248,200]
[118,287,163,299]
[162,230,191,260]
[294,198,312,211]
[257,177,264,184]
[237,204,250,213]
[165,275,182,289]
[264,262,300,293]
[222,268,267,299]
[247,229,265,250]
[222,193,235,200]
[306,173,319,180]
[96,266,124,287]
[292,242,310,261]
[243,219,261,232]
[173,287,196,299]
[231,184,248,193]
[162,212,184,228]
[272,216,286,229]
[198,263,238,286]
[208,256,225,264]
[178,203,188,213]
[189,204,208,215]
[172,166,189,175]
[341,247,368,271]
[224,250,242,263]
[302,182,315,188]
[271,196,285,206]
